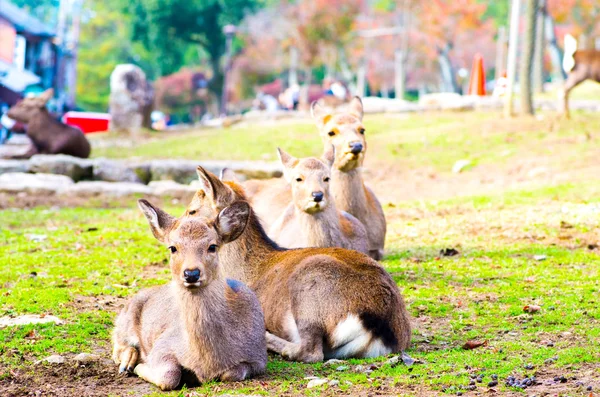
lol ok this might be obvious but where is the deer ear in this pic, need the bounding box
[220,168,239,183]
[138,199,176,243]
[196,166,227,201]
[38,89,54,105]
[277,148,299,182]
[322,144,335,168]
[348,96,363,120]
[311,101,332,127]
[215,201,250,244]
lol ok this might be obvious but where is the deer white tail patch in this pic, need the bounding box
[329,314,392,359]
[563,34,577,73]
[284,311,301,344]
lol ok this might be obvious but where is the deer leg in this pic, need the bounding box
[563,73,586,119]
[134,354,181,391]
[114,345,139,373]
[220,363,251,382]
[266,326,324,363]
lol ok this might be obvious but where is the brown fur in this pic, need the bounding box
[563,50,600,118]
[6,89,91,159]
[185,167,411,363]
[112,201,266,390]
[268,148,368,253]
[244,97,386,260]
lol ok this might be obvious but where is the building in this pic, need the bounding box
[0,0,57,105]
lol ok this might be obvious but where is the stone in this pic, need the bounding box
[109,64,153,134]
[93,159,150,184]
[150,160,199,184]
[401,352,416,366]
[0,159,28,175]
[307,378,328,389]
[322,358,345,367]
[328,380,340,387]
[452,159,472,173]
[149,180,196,197]
[386,356,400,366]
[44,354,65,364]
[28,154,92,181]
[336,365,349,371]
[0,314,63,328]
[0,172,73,195]
[64,181,154,197]
[73,353,100,363]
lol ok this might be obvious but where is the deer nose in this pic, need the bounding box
[312,191,324,202]
[349,142,363,154]
[183,269,201,283]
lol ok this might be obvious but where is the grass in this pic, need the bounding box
[2,110,600,395]
[1,180,599,395]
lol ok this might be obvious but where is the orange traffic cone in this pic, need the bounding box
[467,53,486,96]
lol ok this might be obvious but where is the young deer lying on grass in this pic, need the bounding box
[184,166,411,363]
[268,147,368,253]
[245,97,386,260]
[112,201,267,390]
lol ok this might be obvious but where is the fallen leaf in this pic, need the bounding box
[560,221,573,229]
[524,305,541,313]
[462,340,488,350]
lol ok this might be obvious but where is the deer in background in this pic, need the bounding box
[245,97,387,260]
[184,167,411,363]
[268,147,368,254]
[5,89,91,159]
[562,34,600,119]
[112,201,267,390]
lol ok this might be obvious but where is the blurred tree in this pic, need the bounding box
[127,0,262,101]
[520,0,537,115]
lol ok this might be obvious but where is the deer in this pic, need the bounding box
[112,200,267,391]
[5,89,91,159]
[244,97,386,260]
[562,34,600,119]
[182,166,411,363]
[268,147,368,253]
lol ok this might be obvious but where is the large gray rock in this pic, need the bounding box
[0,159,28,175]
[64,181,153,197]
[109,64,153,134]
[150,160,199,184]
[149,180,196,197]
[28,154,92,181]
[92,159,150,184]
[0,172,73,194]
[200,160,283,181]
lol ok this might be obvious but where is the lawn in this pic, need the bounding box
[1,110,599,396]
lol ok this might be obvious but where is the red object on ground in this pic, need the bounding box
[467,53,487,96]
[62,111,110,134]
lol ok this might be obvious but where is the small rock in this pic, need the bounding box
[44,354,65,364]
[73,353,100,363]
[328,380,340,387]
[401,351,415,366]
[354,365,365,373]
[533,254,547,261]
[440,248,460,257]
[386,356,400,366]
[452,159,472,173]
[0,314,63,327]
[307,378,328,389]
[488,380,498,387]
[322,358,345,367]
[524,363,534,370]
[336,365,349,371]
[26,234,47,242]
[587,386,593,391]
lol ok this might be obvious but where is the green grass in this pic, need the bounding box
[1,180,599,395]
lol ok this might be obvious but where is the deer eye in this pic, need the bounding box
[295,177,303,182]
[188,210,196,215]
[207,244,217,253]
[358,128,365,135]
[328,131,336,137]
[324,177,330,182]
[168,246,177,254]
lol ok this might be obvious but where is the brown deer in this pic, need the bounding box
[562,34,600,118]
[184,167,411,363]
[5,89,91,159]
[245,97,386,260]
[112,200,267,390]
[268,147,368,253]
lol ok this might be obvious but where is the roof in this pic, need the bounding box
[0,59,41,92]
[0,0,55,37]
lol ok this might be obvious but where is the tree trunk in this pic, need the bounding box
[395,50,405,100]
[356,57,367,97]
[533,0,545,93]
[437,43,459,93]
[504,0,521,117]
[288,46,298,87]
[520,0,537,115]
[495,26,507,81]
[543,6,566,82]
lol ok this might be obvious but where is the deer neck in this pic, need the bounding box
[177,280,227,355]
[331,168,368,220]
[218,212,283,285]
[294,204,343,248]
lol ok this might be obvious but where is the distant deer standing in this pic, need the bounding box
[562,34,600,118]
[112,201,267,390]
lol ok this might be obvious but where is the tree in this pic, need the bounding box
[127,0,262,101]
[520,0,537,115]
